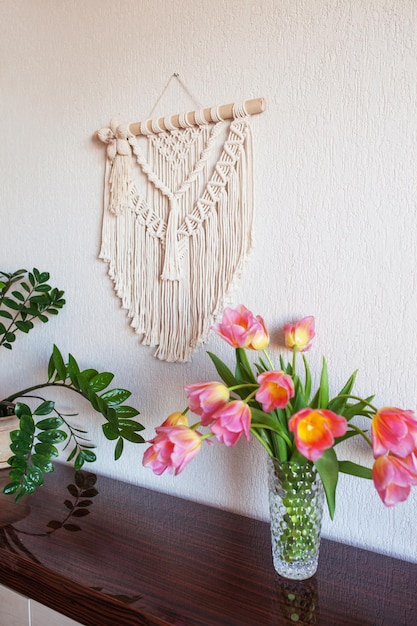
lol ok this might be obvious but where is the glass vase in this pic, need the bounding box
[267,456,324,580]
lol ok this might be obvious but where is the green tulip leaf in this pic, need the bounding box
[339,460,372,480]
[207,351,238,387]
[314,448,339,520]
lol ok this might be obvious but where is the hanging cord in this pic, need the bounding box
[147,73,203,119]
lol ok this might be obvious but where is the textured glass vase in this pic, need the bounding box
[267,457,324,580]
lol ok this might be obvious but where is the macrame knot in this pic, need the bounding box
[98,119,134,214]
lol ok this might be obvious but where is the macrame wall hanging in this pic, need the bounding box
[96,75,265,362]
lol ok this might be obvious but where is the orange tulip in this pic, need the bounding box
[288,407,347,461]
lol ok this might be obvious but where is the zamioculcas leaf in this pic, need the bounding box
[51,344,67,381]
[36,416,64,430]
[31,454,54,473]
[19,413,35,435]
[34,442,59,458]
[33,401,55,416]
[115,437,124,460]
[89,372,114,392]
[26,465,44,486]
[100,388,131,406]
[37,429,67,444]
[115,405,140,419]
[2,482,20,494]
[102,423,119,440]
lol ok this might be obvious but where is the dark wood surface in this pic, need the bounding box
[0,463,416,626]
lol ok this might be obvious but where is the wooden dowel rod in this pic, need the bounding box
[128,97,266,136]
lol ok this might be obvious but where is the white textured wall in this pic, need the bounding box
[1,0,417,562]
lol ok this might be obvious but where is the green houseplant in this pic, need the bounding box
[0,268,144,502]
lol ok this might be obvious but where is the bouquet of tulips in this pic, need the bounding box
[143,305,417,518]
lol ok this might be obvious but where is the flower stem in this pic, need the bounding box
[347,423,373,447]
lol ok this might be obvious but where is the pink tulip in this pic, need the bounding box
[212,305,269,350]
[288,407,348,461]
[184,382,229,426]
[160,411,190,427]
[371,407,417,459]
[210,400,251,447]
[372,454,417,506]
[255,370,295,412]
[142,419,202,476]
[284,316,315,352]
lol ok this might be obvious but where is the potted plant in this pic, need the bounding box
[0,268,144,502]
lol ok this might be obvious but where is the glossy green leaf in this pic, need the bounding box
[34,284,52,292]
[25,465,44,486]
[115,405,140,419]
[10,440,31,454]
[10,430,32,446]
[2,481,20,494]
[79,449,96,463]
[102,422,119,440]
[36,416,64,430]
[80,368,99,382]
[89,372,114,392]
[100,388,131,406]
[18,413,35,435]
[33,401,55,416]
[50,344,67,381]
[66,447,78,463]
[2,297,21,310]
[115,437,124,460]
[117,419,144,431]
[31,454,54,473]
[67,353,81,387]
[119,429,145,443]
[34,442,59,458]
[8,467,25,481]
[37,429,67,443]
[74,452,85,470]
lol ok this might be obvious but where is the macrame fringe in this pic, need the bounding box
[98,117,254,362]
